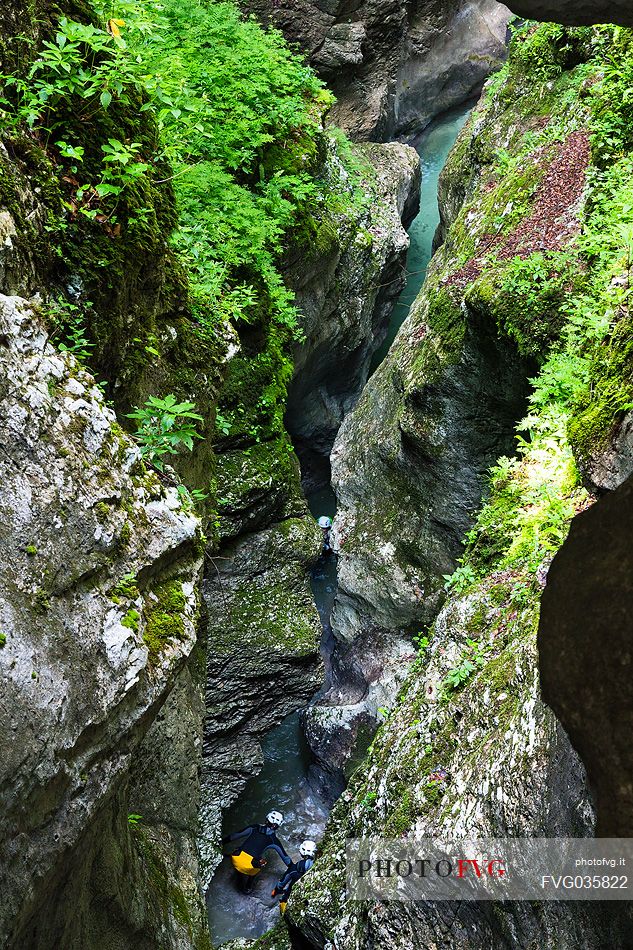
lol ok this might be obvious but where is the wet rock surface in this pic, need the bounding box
[240,0,510,140]
[290,581,632,949]
[199,515,323,884]
[200,138,425,885]
[0,295,206,949]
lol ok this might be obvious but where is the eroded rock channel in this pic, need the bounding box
[205,104,479,945]
[3,4,633,950]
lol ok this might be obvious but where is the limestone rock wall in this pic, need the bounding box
[285,140,421,472]
[199,138,421,876]
[289,580,630,949]
[0,295,207,949]
[240,0,511,141]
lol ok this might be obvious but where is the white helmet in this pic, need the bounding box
[318,516,332,529]
[266,810,283,828]
[299,839,317,859]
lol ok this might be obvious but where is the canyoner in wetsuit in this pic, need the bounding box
[271,839,317,913]
[223,810,291,893]
[317,516,333,556]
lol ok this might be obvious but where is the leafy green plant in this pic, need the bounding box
[176,484,208,511]
[126,394,203,471]
[127,813,143,826]
[443,639,486,693]
[412,632,430,653]
[215,412,232,437]
[443,564,476,594]
[360,791,377,809]
[46,297,94,366]
[1,17,135,130]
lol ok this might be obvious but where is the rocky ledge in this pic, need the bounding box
[0,295,207,949]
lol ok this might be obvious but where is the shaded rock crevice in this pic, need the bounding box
[539,473,633,838]
[199,139,421,880]
[285,141,421,475]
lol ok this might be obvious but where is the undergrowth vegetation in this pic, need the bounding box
[0,0,374,486]
[442,21,633,604]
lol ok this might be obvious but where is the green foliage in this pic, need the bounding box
[0,633,6,648]
[127,813,143,826]
[110,572,139,601]
[443,639,486,693]
[34,590,51,613]
[121,608,140,632]
[176,484,208,512]
[0,16,136,129]
[443,564,476,594]
[589,27,633,164]
[505,21,591,91]
[412,632,430,653]
[127,394,203,472]
[143,580,187,660]
[214,413,231,437]
[45,296,95,365]
[466,408,582,575]
[360,790,377,809]
[491,251,580,357]
[110,0,335,335]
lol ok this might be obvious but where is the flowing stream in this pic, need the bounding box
[369,102,471,374]
[206,103,471,946]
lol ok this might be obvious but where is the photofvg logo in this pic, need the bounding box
[347,838,633,901]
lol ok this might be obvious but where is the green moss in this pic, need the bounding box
[94,501,110,523]
[110,573,139,601]
[0,632,6,647]
[118,521,132,547]
[192,527,207,560]
[466,251,582,358]
[569,314,633,464]
[121,608,140,634]
[25,544,37,556]
[143,580,187,660]
[409,286,465,381]
[384,789,416,836]
[34,589,51,613]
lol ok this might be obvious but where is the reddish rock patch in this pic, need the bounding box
[445,130,591,291]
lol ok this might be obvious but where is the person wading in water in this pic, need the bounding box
[223,810,291,893]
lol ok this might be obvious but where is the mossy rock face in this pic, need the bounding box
[215,435,303,540]
[142,580,188,663]
[290,21,633,950]
[0,0,222,498]
[289,573,597,946]
[199,511,323,880]
[0,295,205,946]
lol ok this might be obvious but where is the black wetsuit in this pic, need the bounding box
[224,824,291,866]
[275,857,314,903]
